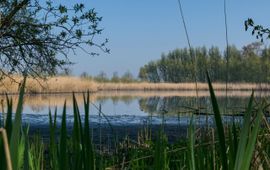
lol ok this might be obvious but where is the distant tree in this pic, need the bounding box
[138,66,148,81]
[261,47,270,82]
[80,72,92,80]
[121,71,134,83]
[80,72,89,78]
[140,45,270,83]
[148,61,161,82]
[195,47,208,81]
[111,71,120,83]
[94,71,108,82]
[227,46,243,82]
[242,42,263,57]
[0,0,108,79]
[208,46,223,81]
[241,43,262,82]
[58,67,72,76]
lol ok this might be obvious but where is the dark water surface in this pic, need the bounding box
[0,90,269,142]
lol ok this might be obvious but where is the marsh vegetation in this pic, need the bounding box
[0,76,269,169]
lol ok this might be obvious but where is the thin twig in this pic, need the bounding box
[176,0,199,108]
[223,0,230,112]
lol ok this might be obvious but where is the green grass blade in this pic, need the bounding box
[240,108,263,170]
[23,127,29,170]
[188,115,196,170]
[83,92,95,170]
[72,93,84,169]
[153,129,169,170]
[60,101,67,170]
[206,71,228,170]
[10,76,26,170]
[29,134,44,170]
[234,92,254,170]
[232,121,238,154]
[17,128,25,170]
[228,127,235,169]
[5,95,13,141]
[49,107,59,169]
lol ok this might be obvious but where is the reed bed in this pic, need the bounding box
[0,76,269,94]
[97,82,270,91]
[0,76,99,94]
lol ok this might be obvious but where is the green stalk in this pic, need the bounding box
[72,93,83,169]
[83,92,95,170]
[206,71,228,170]
[5,95,13,141]
[234,92,254,170]
[49,108,58,169]
[10,76,26,170]
[60,101,67,170]
[188,115,196,170]
[240,108,263,170]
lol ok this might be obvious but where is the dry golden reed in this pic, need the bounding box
[0,76,269,94]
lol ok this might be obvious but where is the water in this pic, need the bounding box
[0,90,269,142]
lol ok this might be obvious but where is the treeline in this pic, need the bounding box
[139,42,270,82]
[81,71,138,83]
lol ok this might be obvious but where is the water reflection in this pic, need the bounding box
[0,90,269,123]
[138,95,253,115]
[1,90,269,143]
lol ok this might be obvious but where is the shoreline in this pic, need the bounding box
[0,76,270,94]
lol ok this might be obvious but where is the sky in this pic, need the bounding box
[65,0,270,78]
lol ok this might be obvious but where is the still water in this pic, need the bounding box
[0,90,269,141]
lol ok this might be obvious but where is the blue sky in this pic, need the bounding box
[66,0,270,77]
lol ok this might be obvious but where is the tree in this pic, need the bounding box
[140,45,270,83]
[94,71,108,82]
[0,0,108,79]
[138,66,148,81]
[121,70,134,83]
[111,71,120,82]
[145,61,160,83]
[208,46,223,81]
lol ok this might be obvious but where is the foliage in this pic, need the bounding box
[93,71,137,83]
[111,71,120,83]
[94,71,109,82]
[139,43,270,82]
[0,0,108,78]
[120,70,134,83]
[245,18,270,42]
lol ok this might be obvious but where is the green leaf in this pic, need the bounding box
[83,91,95,170]
[5,94,13,141]
[59,101,67,170]
[59,5,67,13]
[206,71,228,170]
[10,76,26,170]
[188,115,196,170]
[234,92,254,170]
[241,109,262,170]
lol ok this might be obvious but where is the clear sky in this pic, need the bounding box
[66,0,270,77]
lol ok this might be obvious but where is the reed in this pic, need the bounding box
[0,76,269,94]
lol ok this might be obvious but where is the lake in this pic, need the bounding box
[0,90,269,143]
